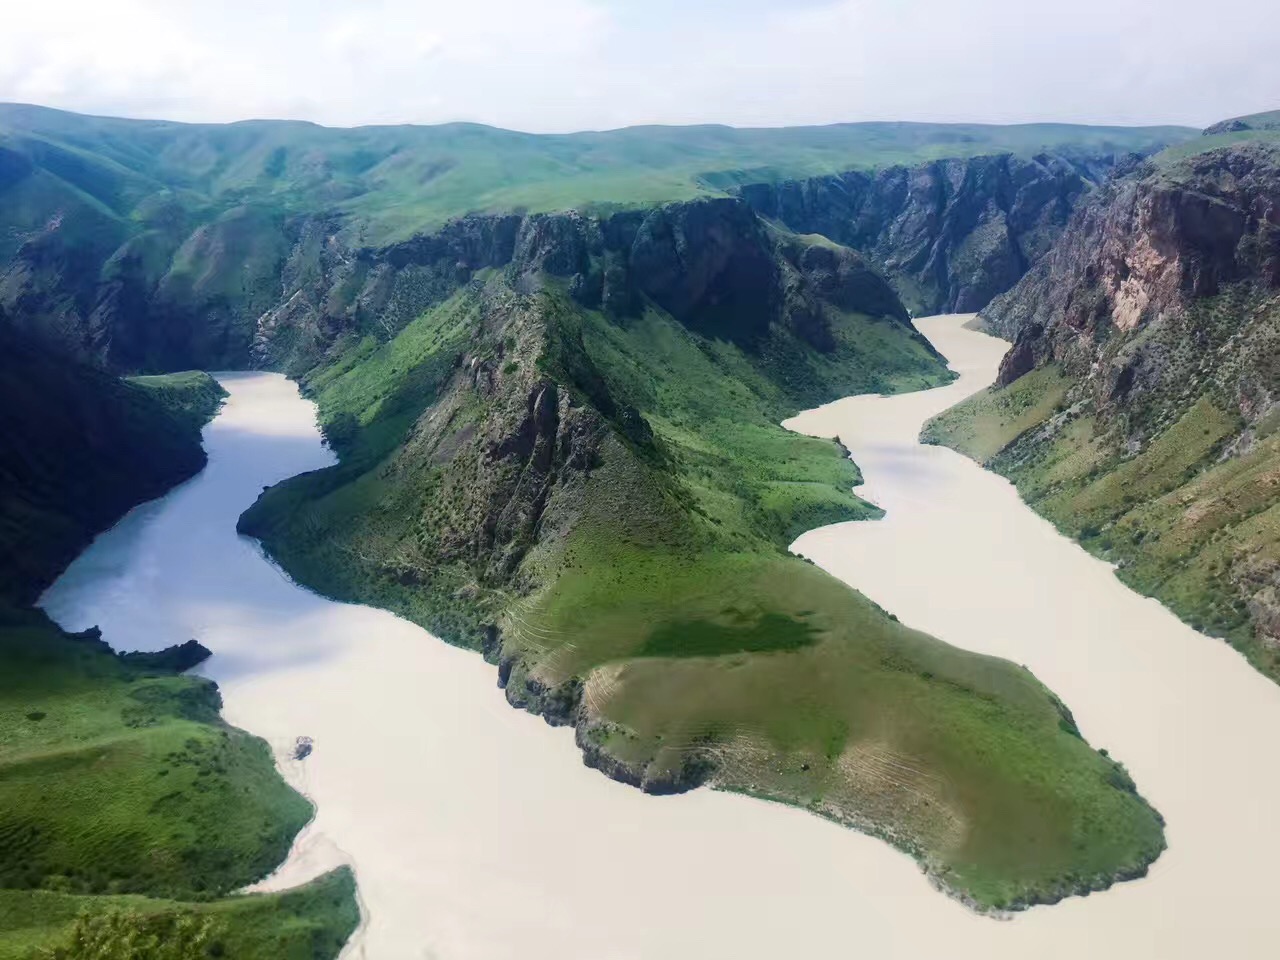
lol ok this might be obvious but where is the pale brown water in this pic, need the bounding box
[38,320,1280,958]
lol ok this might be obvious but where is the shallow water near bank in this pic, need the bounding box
[38,320,1280,958]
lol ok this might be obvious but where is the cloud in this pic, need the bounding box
[0,0,1276,131]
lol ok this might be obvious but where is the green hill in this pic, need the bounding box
[0,102,1194,243]
[928,137,1280,684]
[239,199,1165,910]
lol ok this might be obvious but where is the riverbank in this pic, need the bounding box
[36,325,1280,957]
[0,363,356,959]
[786,314,1280,958]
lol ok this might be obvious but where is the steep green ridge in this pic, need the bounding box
[926,135,1280,683]
[0,329,357,957]
[240,210,1164,911]
[0,102,1192,371]
[0,868,356,960]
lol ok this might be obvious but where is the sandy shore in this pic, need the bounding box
[38,322,1280,959]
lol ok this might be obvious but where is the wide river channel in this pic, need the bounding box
[40,315,1280,959]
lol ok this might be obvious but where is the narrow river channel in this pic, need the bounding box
[39,316,1280,959]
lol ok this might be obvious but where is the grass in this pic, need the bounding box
[922,365,1072,464]
[126,372,228,436]
[0,605,358,957]
[0,607,310,899]
[0,104,1195,372]
[0,103,1195,244]
[242,268,1165,909]
[0,868,358,960]
[0,350,357,956]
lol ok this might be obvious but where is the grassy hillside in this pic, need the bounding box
[0,103,1194,372]
[0,103,1195,243]
[241,260,1165,910]
[1,870,354,960]
[0,607,313,891]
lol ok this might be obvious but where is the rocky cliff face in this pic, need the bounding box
[0,121,1154,373]
[738,152,1124,315]
[0,188,296,372]
[984,143,1280,386]
[947,140,1280,680]
[253,197,918,374]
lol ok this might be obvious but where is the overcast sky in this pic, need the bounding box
[0,0,1276,132]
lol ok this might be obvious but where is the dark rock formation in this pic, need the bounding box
[0,320,221,604]
[253,197,916,375]
[738,152,1130,315]
[0,207,295,372]
[970,139,1280,677]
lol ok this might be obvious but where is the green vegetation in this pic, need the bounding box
[242,269,1165,910]
[1157,110,1280,166]
[0,606,308,899]
[126,372,228,436]
[922,365,1072,463]
[0,868,357,960]
[0,103,1195,371]
[928,285,1280,682]
[0,607,358,958]
[0,103,1194,244]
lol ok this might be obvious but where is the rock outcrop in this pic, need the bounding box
[738,152,1128,315]
[954,139,1280,681]
[984,142,1280,386]
[252,197,920,374]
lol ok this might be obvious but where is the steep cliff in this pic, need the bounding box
[0,312,226,604]
[738,152,1126,315]
[239,198,1165,911]
[252,198,920,383]
[926,138,1280,681]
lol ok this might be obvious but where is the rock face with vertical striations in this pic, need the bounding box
[738,152,1140,315]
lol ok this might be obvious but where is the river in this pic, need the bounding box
[39,316,1280,958]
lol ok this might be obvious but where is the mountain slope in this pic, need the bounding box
[925,134,1280,682]
[739,152,1118,315]
[0,103,1193,371]
[239,198,1165,911]
[0,102,1193,243]
[0,321,223,604]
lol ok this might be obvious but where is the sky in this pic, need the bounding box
[0,0,1276,132]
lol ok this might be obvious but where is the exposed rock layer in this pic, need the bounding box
[738,152,1127,314]
[966,140,1280,677]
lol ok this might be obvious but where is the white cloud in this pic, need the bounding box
[0,0,1275,131]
